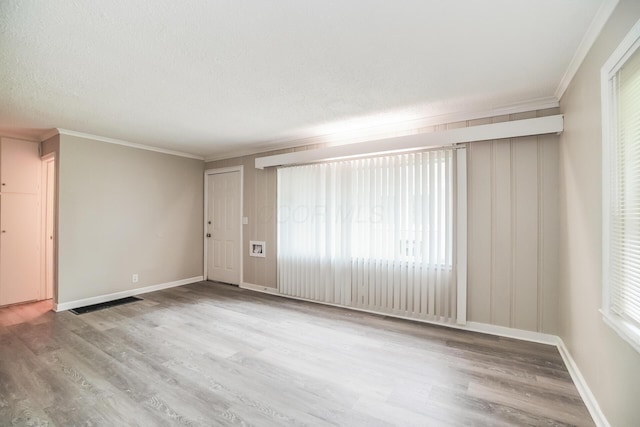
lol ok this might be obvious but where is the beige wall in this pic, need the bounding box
[57,134,204,303]
[206,111,560,334]
[41,134,60,157]
[558,1,640,425]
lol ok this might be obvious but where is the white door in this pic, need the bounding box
[207,171,241,285]
[1,138,40,194]
[44,159,55,300]
[0,193,40,306]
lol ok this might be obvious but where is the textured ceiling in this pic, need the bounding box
[0,0,605,158]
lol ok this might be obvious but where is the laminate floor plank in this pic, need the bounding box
[0,281,595,426]
[163,355,351,427]
[426,385,572,427]
[69,327,244,426]
[467,382,588,426]
[225,351,393,427]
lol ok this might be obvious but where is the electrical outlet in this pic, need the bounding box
[132,274,139,283]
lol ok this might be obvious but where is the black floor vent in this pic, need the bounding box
[70,296,142,315]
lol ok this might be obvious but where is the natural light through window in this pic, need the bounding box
[602,18,640,354]
[276,148,462,323]
[277,152,452,264]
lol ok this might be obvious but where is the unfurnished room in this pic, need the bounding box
[0,1,639,426]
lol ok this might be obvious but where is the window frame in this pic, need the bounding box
[601,18,640,354]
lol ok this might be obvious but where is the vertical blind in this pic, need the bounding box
[609,46,640,329]
[277,148,460,323]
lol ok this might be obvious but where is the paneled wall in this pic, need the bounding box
[206,110,560,333]
[467,128,559,333]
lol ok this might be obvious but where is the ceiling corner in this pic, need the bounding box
[40,128,60,141]
[554,0,620,100]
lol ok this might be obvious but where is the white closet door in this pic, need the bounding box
[0,138,40,194]
[0,193,40,306]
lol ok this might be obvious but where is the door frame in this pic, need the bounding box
[40,152,57,302]
[203,166,244,284]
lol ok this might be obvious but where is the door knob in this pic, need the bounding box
[206,233,211,238]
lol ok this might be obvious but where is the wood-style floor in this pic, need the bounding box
[0,281,594,426]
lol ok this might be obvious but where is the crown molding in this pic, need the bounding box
[0,132,42,142]
[40,128,204,160]
[204,96,559,162]
[36,96,560,164]
[555,0,619,100]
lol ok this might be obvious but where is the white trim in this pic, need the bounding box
[240,282,279,294]
[249,240,266,258]
[456,147,468,325]
[255,115,564,169]
[40,152,56,162]
[53,276,203,312]
[464,321,557,345]
[240,282,557,345]
[39,158,47,301]
[204,97,559,163]
[556,337,611,427]
[40,155,56,302]
[601,37,615,323]
[41,128,204,160]
[555,0,619,99]
[204,166,245,175]
[601,310,640,354]
[602,18,640,77]
[203,166,244,285]
[203,172,208,279]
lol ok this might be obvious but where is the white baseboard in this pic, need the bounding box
[464,321,557,345]
[239,283,557,345]
[240,282,279,294]
[54,276,204,312]
[556,337,610,427]
[237,283,609,427]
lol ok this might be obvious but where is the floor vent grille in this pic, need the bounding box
[70,296,142,315]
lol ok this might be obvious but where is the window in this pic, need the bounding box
[602,19,640,353]
[278,151,453,264]
[277,148,466,324]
